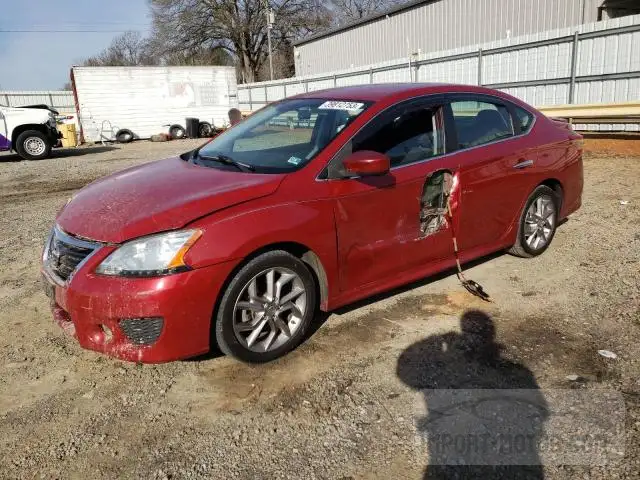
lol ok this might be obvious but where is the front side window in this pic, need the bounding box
[451,100,514,149]
[195,99,370,173]
[353,104,445,168]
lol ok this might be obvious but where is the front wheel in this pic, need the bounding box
[508,185,560,258]
[215,251,317,363]
[16,130,52,160]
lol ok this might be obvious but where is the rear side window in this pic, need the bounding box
[451,100,514,149]
[515,106,535,133]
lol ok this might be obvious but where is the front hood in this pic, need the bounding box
[57,157,285,243]
[3,107,49,123]
[22,104,60,115]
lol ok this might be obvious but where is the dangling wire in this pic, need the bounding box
[446,195,492,302]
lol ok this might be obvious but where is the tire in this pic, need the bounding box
[168,125,186,140]
[508,185,560,258]
[15,130,52,160]
[215,250,317,363]
[198,122,213,138]
[115,128,134,144]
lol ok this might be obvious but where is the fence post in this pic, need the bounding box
[477,48,483,86]
[305,80,308,93]
[568,31,580,104]
[264,85,268,105]
[3,94,9,106]
[414,63,420,82]
[48,93,54,109]
[283,83,287,98]
[248,88,253,111]
[369,67,373,84]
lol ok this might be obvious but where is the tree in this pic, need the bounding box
[82,31,158,67]
[148,0,331,83]
[329,0,397,23]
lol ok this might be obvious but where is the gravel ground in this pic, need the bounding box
[0,140,638,479]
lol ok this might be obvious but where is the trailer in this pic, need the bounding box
[70,66,238,143]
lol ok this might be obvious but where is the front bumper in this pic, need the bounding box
[41,247,236,363]
[48,124,63,147]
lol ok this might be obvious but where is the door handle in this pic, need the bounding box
[513,159,534,169]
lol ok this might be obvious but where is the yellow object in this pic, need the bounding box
[58,123,78,148]
[537,101,640,119]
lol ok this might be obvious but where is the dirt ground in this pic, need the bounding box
[0,139,638,479]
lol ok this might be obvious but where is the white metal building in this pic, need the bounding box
[293,0,640,76]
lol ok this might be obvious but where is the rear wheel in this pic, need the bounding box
[509,185,559,258]
[16,130,51,160]
[215,251,317,363]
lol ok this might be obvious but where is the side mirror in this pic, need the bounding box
[343,150,390,177]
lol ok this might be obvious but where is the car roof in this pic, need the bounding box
[292,83,507,103]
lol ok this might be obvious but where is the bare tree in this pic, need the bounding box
[83,31,158,67]
[148,0,331,82]
[329,0,396,22]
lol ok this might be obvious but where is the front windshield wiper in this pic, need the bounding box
[196,153,256,172]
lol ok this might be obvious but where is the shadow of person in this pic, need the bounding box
[397,310,548,479]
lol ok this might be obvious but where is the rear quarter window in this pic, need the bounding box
[515,107,535,133]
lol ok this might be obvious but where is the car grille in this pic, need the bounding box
[45,227,100,282]
[119,318,164,345]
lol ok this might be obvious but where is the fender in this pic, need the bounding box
[184,198,339,303]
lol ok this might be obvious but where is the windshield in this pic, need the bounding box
[195,98,371,173]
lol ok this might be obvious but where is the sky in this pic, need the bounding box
[0,0,151,90]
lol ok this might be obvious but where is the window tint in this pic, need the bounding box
[352,106,445,168]
[451,100,514,149]
[515,106,535,133]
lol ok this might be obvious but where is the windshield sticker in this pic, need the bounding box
[318,101,365,111]
[287,156,302,165]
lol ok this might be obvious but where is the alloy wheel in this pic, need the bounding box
[232,267,307,352]
[524,194,556,250]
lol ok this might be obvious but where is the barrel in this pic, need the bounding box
[59,123,78,147]
[186,117,200,138]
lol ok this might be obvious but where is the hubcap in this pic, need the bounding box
[233,267,307,352]
[24,137,46,156]
[524,195,556,250]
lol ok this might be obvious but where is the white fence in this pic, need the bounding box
[0,91,75,113]
[239,14,640,131]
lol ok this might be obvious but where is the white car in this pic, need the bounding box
[0,104,61,160]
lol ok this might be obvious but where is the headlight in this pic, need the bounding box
[95,229,202,277]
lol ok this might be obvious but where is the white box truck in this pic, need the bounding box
[70,66,238,143]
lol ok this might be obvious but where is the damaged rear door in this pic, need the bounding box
[445,94,534,252]
[324,95,458,291]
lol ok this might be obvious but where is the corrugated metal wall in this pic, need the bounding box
[239,14,640,131]
[295,0,605,75]
[0,91,75,112]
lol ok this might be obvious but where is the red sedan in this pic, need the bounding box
[41,84,583,363]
